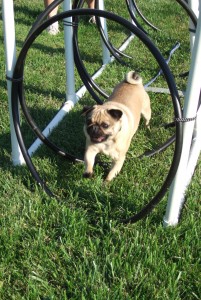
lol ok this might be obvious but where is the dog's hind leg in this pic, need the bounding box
[142,95,151,128]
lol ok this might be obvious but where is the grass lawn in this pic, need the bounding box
[0,0,200,299]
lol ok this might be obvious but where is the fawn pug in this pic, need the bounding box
[82,71,151,182]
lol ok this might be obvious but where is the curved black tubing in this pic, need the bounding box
[73,0,197,109]
[94,17,129,65]
[139,1,198,158]
[12,83,55,197]
[72,14,108,102]
[128,0,197,31]
[95,0,133,63]
[176,0,197,28]
[12,9,183,224]
[125,0,148,34]
[121,0,198,223]
[130,0,159,31]
[139,135,176,159]
[73,0,131,102]
[72,0,109,101]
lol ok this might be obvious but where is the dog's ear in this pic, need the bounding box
[107,109,123,120]
[81,106,94,116]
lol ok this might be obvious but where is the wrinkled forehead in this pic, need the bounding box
[88,107,113,124]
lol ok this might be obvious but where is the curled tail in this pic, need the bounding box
[125,71,142,85]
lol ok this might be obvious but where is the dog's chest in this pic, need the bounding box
[98,140,120,160]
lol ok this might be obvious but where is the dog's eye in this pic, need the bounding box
[101,122,109,129]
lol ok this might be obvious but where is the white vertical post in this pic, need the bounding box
[185,105,201,186]
[63,0,77,104]
[2,0,25,165]
[188,0,199,51]
[99,0,111,64]
[164,5,201,227]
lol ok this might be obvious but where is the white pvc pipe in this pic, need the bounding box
[185,105,201,186]
[164,8,201,227]
[63,0,77,103]
[2,0,25,165]
[98,0,111,64]
[188,0,199,51]
[28,100,74,155]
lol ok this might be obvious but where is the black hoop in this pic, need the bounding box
[12,7,183,222]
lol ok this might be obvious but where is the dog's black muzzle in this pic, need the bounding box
[87,125,108,143]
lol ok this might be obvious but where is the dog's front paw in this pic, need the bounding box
[83,172,93,179]
[103,178,111,185]
[105,176,113,182]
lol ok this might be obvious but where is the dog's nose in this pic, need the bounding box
[93,125,100,134]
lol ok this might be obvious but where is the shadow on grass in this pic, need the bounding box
[13,4,43,27]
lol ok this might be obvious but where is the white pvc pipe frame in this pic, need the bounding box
[2,0,25,165]
[164,0,201,227]
[2,0,200,226]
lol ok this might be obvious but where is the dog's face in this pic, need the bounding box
[83,105,123,144]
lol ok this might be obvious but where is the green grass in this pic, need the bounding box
[0,0,200,299]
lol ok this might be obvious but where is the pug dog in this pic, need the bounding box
[82,71,151,182]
